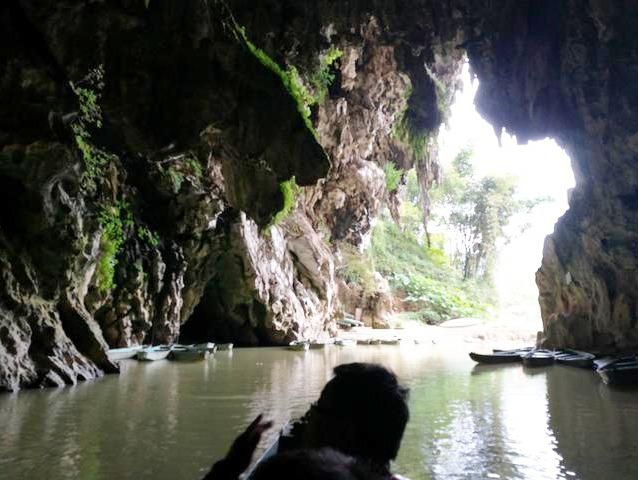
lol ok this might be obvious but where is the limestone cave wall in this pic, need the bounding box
[2,0,638,390]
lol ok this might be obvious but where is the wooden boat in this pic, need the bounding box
[381,338,401,346]
[107,346,144,361]
[357,339,371,345]
[597,358,638,385]
[594,356,628,371]
[170,345,210,362]
[287,341,310,351]
[337,315,364,328]
[369,339,382,345]
[309,342,328,349]
[596,356,638,370]
[244,438,280,479]
[136,345,172,361]
[193,342,217,353]
[521,350,555,367]
[216,343,233,351]
[469,351,522,364]
[334,339,357,347]
[493,347,534,354]
[554,349,595,369]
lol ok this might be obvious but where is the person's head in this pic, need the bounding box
[302,363,409,468]
[252,448,383,480]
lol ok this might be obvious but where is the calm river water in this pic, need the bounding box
[2,345,638,480]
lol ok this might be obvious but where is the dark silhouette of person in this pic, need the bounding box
[251,448,385,480]
[204,363,410,479]
[295,363,410,477]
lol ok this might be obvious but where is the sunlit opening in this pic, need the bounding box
[436,63,575,332]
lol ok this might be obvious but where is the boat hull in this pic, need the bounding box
[598,364,638,386]
[469,352,522,364]
[108,347,143,361]
[136,347,172,361]
[287,342,309,351]
[522,353,555,367]
[193,342,217,353]
[171,348,210,362]
[554,350,595,369]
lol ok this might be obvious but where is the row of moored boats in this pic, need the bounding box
[469,347,638,386]
[287,337,408,351]
[108,343,233,362]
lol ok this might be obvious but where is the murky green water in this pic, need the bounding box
[2,346,638,480]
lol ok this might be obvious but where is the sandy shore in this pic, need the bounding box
[336,317,538,352]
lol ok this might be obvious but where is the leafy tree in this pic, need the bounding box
[432,148,544,281]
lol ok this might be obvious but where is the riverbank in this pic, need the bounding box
[337,316,538,351]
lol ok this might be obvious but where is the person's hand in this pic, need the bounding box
[223,414,273,476]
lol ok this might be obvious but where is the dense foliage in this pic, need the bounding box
[370,211,493,324]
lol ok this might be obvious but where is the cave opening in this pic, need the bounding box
[432,63,576,337]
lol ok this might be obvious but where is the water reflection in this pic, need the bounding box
[2,347,638,479]
[547,366,638,480]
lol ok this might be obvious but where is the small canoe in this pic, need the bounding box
[171,346,210,362]
[597,360,638,385]
[137,346,172,361]
[521,350,555,367]
[216,343,233,351]
[244,438,280,480]
[469,351,522,364]
[338,316,364,328]
[287,342,310,351]
[493,347,534,354]
[369,339,382,345]
[594,356,621,371]
[334,339,357,347]
[193,342,217,353]
[108,346,144,361]
[554,350,595,369]
[357,339,371,345]
[381,338,401,346]
[596,355,638,369]
[309,342,328,350]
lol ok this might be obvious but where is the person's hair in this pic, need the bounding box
[251,448,383,480]
[319,362,410,465]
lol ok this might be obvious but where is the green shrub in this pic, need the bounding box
[96,202,131,293]
[166,167,184,193]
[370,219,493,324]
[137,225,160,247]
[340,243,377,295]
[383,163,403,193]
[69,66,116,193]
[269,177,299,226]
[309,46,342,103]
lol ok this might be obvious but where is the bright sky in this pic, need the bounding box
[436,63,575,327]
